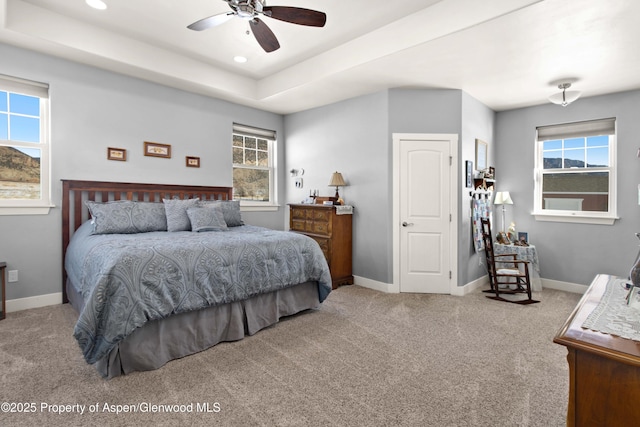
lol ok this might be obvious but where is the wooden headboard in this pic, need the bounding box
[61,179,233,303]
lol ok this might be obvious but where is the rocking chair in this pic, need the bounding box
[480,218,539,305]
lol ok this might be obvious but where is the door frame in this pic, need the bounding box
[391,133,458,294]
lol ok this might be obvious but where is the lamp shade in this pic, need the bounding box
[548,82,581,107]
[548,90,581,106]
[328,172,346,187]
[493,191,513,205]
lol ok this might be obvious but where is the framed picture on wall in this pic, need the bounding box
[186,156,200,168]
[107,147,127,161]
[465,160,473,188]
[144,141,171,158]
[475,139,487,171]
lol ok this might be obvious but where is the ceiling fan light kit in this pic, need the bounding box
[188,0,326,53]
[549,81,581,106]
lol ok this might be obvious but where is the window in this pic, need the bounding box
[534,118,616,224]
[0,74,51,214]
[232,123,277,209]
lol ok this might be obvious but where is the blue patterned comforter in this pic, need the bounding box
[65,222,332,364]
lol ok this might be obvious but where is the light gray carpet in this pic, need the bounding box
[0,285,581,427]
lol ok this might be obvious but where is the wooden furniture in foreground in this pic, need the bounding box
[554,274,640,426]
[0,262,5,320]
[61,179,232,304]
[480,218,538,304]
[289,204,353,289]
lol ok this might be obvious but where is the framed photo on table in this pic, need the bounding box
[518,232,528,244]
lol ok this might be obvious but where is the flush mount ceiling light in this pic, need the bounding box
[548,81,581,107]
[86,0,107,10]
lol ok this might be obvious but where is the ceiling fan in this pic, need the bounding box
[187,0,326,53]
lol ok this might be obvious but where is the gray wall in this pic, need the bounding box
[285,88,495,287]
[284,91,391,283]
[495,90,640,286]
[0,43,284,301]
[460,92,496,284]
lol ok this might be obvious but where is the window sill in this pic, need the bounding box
[533,212,618,225]
[240,203,280,212]
[0,205,54,216]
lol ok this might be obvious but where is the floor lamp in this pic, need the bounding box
[493,191,513,237]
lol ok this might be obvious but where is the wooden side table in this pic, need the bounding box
[0,262,5,320]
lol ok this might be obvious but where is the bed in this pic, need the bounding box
[61,180,332,379]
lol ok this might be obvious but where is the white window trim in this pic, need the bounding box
[232,123,278,211]
[0,74,52,215]
[532,118,617,225]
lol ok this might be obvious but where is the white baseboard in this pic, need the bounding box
[541,278,587,294]
[6,292,62,313]
[452,275,490,296]
[353,275,397,293]
[353,274,586,295]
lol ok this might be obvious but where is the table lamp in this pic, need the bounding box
[493,191,513,234]
[328,171,346,199]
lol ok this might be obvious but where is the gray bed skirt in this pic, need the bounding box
[66,280,321,379]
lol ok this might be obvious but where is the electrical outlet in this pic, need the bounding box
[8,270,18,282]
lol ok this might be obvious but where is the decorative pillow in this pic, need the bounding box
[163,198,200,232]
[130,202,168,232]
[187,206,228,232]
[198,200,244,227]
[86,200,167,234]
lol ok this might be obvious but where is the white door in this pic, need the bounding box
[395,135,455,294]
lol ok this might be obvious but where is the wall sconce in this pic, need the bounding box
[328,171,346,199]
[290,168,304,177]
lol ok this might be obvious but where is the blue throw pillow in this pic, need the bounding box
[198,200,244,227]
[187,206,228,232]
[86,200,167,234]
[163,198,200,232]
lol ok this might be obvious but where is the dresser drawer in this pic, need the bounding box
[312,220,330,235]
[292,208,308,220]
[312,210,330,221]
[291,219,306,232]
[310,236,331,263]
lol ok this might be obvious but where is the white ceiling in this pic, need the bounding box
[1,0,639,114]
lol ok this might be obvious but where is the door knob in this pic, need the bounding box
[402,222,414,227]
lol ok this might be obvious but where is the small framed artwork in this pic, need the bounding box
[144,141,171,158]
[186,156,200,168]
[465,160,473,188]
[107,147,127,161]
[518,232,528,244]
[475,139,488,171]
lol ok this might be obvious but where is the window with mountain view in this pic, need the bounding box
[0,74,50,212]
[534,118,616,224]
[232,123,276,206]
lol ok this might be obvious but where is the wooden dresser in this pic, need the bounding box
[288,204,353,289]
[553,274,640,426]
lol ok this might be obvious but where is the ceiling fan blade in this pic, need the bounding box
[250,18,280,52]
[263,6,326,27]
[187,12,234,31]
